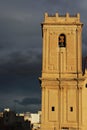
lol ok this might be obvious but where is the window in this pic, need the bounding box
[59,34,66,47]
[85,84,87,88]
[52,106,55,111]
[70,107,73,112]
[61,127,69,130]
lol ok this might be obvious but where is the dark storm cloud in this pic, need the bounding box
[0,0,42,54]
[0,0,87,112]
[0,49,41,97]
[14,97,41,106]
[13,97,41,112]
[0,49,41,75]
[0,12,41,50]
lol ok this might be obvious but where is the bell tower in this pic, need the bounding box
[40,13,87,130]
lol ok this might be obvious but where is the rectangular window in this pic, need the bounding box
[52,106,55,111]
[70,107,73,112]
[61,127,69,130]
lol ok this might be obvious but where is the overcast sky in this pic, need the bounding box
[0,0,87,113]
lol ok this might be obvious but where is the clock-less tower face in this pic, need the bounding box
[42,20,82,78]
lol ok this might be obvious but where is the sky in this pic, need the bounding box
[0,0,87,113]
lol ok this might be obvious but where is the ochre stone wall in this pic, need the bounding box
[40,13,87,130]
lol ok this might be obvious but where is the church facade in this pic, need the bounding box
[39,13,87,130]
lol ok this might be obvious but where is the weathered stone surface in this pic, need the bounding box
[40,12,87,130]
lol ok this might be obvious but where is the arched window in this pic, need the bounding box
[58,34,66,47]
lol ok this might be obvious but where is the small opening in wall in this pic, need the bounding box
[85,84,87,88]
[61,127,69,130]
[58,33,66,47]
[70,107,73,112]
[52,106,55,111]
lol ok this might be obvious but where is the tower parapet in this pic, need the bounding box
[44,12,82,25]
